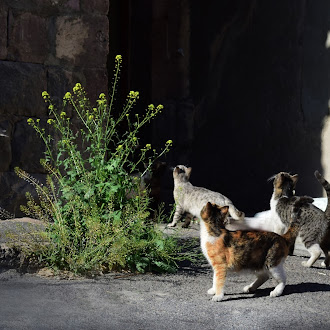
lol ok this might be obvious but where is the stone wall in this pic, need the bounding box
[0,0,109,216]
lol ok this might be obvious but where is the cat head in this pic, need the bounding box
[173,165,192,182]
[200,202,229,229]
[269,172,298,198]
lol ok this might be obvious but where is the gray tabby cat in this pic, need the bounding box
[312,171,330,268]
[270,171,330,268]
[167,165,244,227]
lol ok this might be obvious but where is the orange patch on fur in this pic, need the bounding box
[206,238,235,268]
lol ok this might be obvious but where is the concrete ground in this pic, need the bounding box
[1,221,330,329]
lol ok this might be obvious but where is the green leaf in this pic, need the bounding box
[153,261,176,273]
[112,210,122,226]
[84,188,94,199]
[155,239,164,251]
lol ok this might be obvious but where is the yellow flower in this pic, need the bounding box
[73,83,82,94]
[115,55,122,62]
[42,91,50,103]
[47,119,54,125]
[27,118,34,125]
[145,144,151,150]
[63,92,71,100]
[128,91,139,99]
[60,111,66,117]
[88,115,94,120]
[99,93,106,100]
[116,145,123,151]
[166,140,173,146]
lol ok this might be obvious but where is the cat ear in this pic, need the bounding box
[205,202,213,210]
[291,174,299,185]
[201,202,213,218]
[218,206,229,215]
[186,167,192,179]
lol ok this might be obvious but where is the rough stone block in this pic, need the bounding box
[47,66,75,107]
[46,66,86,119]
[0,3,7,59]
[81,0,109,15]
[0,171,48,218]
[4,0,78,15]
[0,121,12,172]
[65,0,80,11]
[0,61,47,116]
[82,68,108,103]
[47,66,107,114]
[56,15,109,68]
[8,12,49,64]
[11,119,48,173]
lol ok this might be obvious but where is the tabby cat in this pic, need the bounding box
[167,165,244,227]
[200,201,300,301]
[270,171,330,268]
[312,171,330,268]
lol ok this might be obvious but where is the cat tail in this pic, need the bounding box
[228,205,245,221]
[225,217,274,232]
[314,170,330,220]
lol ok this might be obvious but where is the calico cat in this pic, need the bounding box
[200,202,300,301]
[270,171,330,268]
[167,165,244,227]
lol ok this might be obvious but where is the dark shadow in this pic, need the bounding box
[177,263,210,276]
[222,295,255,302]
[305,265,329,270]
[189,1,330,215]
[110,2,330,216]
[283,282,330,294]
[223,282,330,301]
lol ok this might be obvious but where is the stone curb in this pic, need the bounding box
[0,218,45,267]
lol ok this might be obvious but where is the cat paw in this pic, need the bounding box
[211,293,224,302]
[269,283,285,298]
[207,288,216,295]
[301,261,312,268]
[320,261,329,268]
[166,222,177,228]
[269,289,282,298]
[243,285,255,293]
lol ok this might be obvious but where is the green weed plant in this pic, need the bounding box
[15,55,179,274]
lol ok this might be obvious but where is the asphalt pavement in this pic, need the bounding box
[1,221,330,330]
